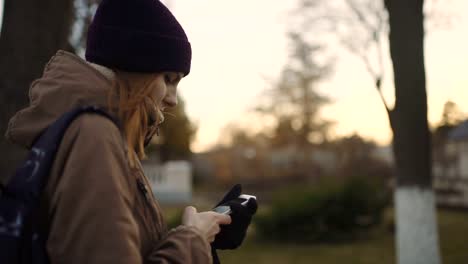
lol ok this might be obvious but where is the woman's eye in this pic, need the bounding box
[148,113,157,126]
[164,74,172,84]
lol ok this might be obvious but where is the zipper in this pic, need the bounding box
[136,176,159,240]
[136,177,151,203]
[136,175,165,235]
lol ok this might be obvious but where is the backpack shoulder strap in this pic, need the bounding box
[3,106,119,203]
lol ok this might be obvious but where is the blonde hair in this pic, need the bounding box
[107,71,162,168]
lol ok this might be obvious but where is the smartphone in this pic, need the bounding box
[212,205,232,215]
[212,194,257,215]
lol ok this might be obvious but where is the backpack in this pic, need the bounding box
[0,106,118,264]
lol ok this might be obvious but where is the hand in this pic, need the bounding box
[211,184,258,250]
[212,198,257,249]
[182,206,232,243]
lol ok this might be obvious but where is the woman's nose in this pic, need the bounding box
[163,90,178,108]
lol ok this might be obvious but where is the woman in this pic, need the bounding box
[5,0,231,263]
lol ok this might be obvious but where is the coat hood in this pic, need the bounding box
[5,50,115,149]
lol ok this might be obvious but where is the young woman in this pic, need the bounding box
[5,0,231,263]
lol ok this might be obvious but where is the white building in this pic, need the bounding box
[434,121,468,208]
[449,121,468,178]
[142,160,192,204]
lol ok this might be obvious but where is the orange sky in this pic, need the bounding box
[169,0,468,152]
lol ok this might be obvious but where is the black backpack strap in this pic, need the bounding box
[212,247,221,264]
[4,106,119,203]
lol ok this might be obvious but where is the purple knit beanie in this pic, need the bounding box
[85,0,191,75]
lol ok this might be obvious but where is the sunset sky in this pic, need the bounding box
[167,0,468,152]
[1,0,467,152]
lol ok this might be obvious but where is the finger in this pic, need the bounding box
[182,206,197,220]
[216,214,232,225]
[182,206,197,225]
[184,206,197,215]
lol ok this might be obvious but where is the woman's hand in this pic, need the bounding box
[182,206,232,243]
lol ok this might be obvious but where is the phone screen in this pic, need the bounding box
[212,205,231,215]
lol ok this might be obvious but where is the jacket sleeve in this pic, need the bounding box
[145,225,212,264]
[46,115,142,263]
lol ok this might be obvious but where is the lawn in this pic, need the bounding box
[215,209,468,264]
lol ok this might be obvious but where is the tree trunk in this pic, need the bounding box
[384,0,441,263]
[0,0,74,178]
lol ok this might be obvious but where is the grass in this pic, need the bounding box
[214,208,468,264]
[438,209,468,263]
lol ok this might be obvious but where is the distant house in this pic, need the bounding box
[433,120,468,208]
[448,121,468,177]
[142,160,192,204]
[372,146,394,165]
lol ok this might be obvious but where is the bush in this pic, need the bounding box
[255,176,389,243]
[165,208,183,229]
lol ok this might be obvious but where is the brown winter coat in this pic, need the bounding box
[5,50,211,263]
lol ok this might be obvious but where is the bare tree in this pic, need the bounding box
[255,33,332,146]
[439,101,464,126]
[0,0,75,177]
[297,0,442,262]
[296,0,389,111]
[254,32,332,177]
[385,1,441,262]
[69,0,100,55]
[298,0,453,115]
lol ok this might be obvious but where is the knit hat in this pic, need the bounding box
[85,0,191,75]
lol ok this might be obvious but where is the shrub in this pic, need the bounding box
[255,176,389,243]
[165,208,183,229]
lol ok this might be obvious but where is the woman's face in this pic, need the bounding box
[144,71,184,145]
[151,71,183,121]
[159,71,184,110]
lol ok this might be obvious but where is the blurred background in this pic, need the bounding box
[1,0,467,263]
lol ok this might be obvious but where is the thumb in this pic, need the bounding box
[182,206,197,225]
[184,206,197,215]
